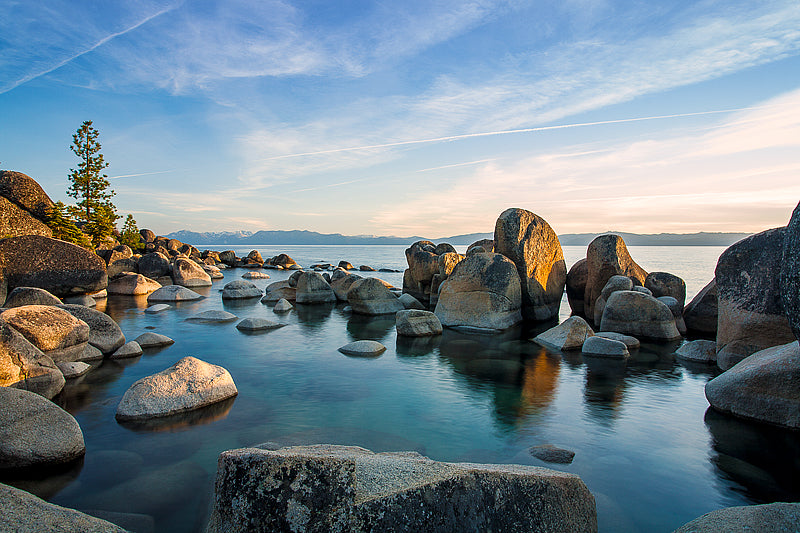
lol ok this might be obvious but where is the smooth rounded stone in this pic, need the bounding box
[494,208,567,321]
[296,271,336,304]
[0,305,89,352]
[205,444,597,533]
[172,257,212,287]
[705,341,800,429]
[338,261,355,270]
[594,331,640,350]
[187,310,238,323]
[672,502,800,533]
[138,252,171,279]
[242,271,270,279]
[338,340,387,357]
[683,279,718,334]
[0,170,55,220]
[398,293,425,310]
[434,253,523,331]
[134,332,175,348]
[107,273,162,295]
[0,483,127,532]
[632,286,652,296]
[0,319,65,398]
[716,228,795,370]
[107,257,137,278]
[781,201,800,342]
[57,304,125,354]
[273,298,293,313]
[147,285,203,303]
[45,341,102,363]
[222,280,262,300]
[330,273,361,301]
[145,303,171,314]
[565,258,588,316]
[0,235,107,299]
[56,361,92,378]
[396,310,443,337]
[262,281,297,303]
[0,387,85,468]
[265,253,298,269]
[116,356,238,420]
[62,294,96,307]
[288,270,303,288]
[658,295,687,334]
[645,272,687,308]
[347,277,404,315]
[584,234,648,319]
[599,291,682,342]
[594,275,635,325]
[582,335,629,358]
[675,339,717,364]
[533,316,594,351]
[529,444,576,464]
[110,341,143,360]
[140,228,156,242]
[236,318,286,332]
[3,287,62,308]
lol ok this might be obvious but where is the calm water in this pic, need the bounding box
[4,245,799,533]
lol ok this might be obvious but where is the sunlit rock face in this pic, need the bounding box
[583,234,647,321]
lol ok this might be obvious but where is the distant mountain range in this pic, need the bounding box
[165,229,751,247]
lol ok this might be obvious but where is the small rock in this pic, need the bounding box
[236,318,286,332]
[273,298,293,313]
[187,310,238,323]
[675,339,717,364]
[534,316,594,351]
[594,331,640,349]
[529,444,575,464]
[338,340,387,357]
[242,272,270,279]
[109,341,144,359]
[582,336,629,358]
[396,310,443,337]
[134,332,175,348]
[56,361,92,378]
[222,280,262,300]
[145,304,171,314]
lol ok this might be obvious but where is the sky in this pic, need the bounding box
[1,0,800,238]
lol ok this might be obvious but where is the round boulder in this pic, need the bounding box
[0,319,65,399]
[236,318,286,332]
[296,272,335,304]
[582,335,629,358]
[58,304,125,354]
[138,252,171,280]
[347,278,403,315]
[172,257,212,287]
[187,310,237,323]
[584,234,647,319]
[222,280,262,300]
[675,339,717,364]
[645,272,687,308]
[396,310,443,337]
[3,287,62,308]
[1,305,89,352]
[599,291,681,342]
[134,332,175,348]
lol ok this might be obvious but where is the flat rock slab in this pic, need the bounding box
[338,340,387,357]
[529,444,576,464]
[673,502,800,533]
[236,318,286,332]
[206,444,597,533]
[134,332,175,348]
[116,356,238,420]
[147,285,203,303]
[56,361,92,378]
[242,272,270,279]
[0,305,89,352]
[187,310,238,323]
[145,304,171,314]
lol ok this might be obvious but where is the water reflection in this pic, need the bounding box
[346,313,395,342]
[294,302,334,329]
[117,396,237,433]
[583,357,628,423]
[396,335,440,357]
[0,457,84,500]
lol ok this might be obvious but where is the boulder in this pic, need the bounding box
[781,201,800,341]
[434,253,522,331]
[0,305,89,352]
[358,265,376,272]
[0,195,52,238]
[434,243,457,255]
[273,298,293,313]
[683,279,718,335]
[529,444,575,465]
[658,295,687,335]
[222,280,262,300]
[396,310,443,337]
[134,332,175,348]
[398,293,425,310]
[583,234,647,319]
[493,208,567,321]
[106,257,137,278]
[138,252,171,280]
[565,259,588,317]
[140,228,156,242]
[205,445,597,533]
[266,253,298,269]
[296,272,336,304]
[331,273,362,302]
[533,316,594,351]
[338,340,387,357]
[62,294,96,307]
[147,285,203,303]
[58,304,125,354]
[705,340,800,429]
[672,502,800,533]
[145,303,170,314]
[715,228,795,370]
[338,261,355,270]
[236,318,286,332]
[46,342,103,363]
[172,257,212,287]
[0,319,64,398]
[403,241,439,304]
[107,273,161,295]
[56,361,91,379]
[594,331,640,350]
[245,250,263,264]
[116,356,238,420]
[204,265,224,279]
[262,281,297,303]
[467,238,494,254]
[438,252,464,278]
[675,340,717,364]
[645,272,687,308]
[593,275,634,325]
[242,271,270,279]
[109,341,143,359]
[3,287,62,308]
[0,483,127,532]
[0,387,85,469]
[632,286,652,296]
[582,335,629,358]
[0,235,107,300]
[347,278,403,315]
[187,310,237,323]
[599,291,681,342]
[0,170,55,221]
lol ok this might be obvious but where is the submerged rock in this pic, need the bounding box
[338,340,387,357]
[675,340,717,364]
[187,310,238,323]
[147,285,203,303]
[109,341,143,360]
[395,310,442,337]
[236,318,286,332]
[529,444,576,465]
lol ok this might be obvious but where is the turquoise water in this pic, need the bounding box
[3,245,799,532]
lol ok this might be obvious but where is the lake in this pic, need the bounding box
[3,244,799,533]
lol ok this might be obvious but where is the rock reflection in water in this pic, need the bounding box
[293,301,334,329]
[346,312,395,342]
[583,356,628,423]
[0,456,84,501]
[395,335,440,357]
[116,396,237,433]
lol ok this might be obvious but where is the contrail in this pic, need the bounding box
[108,170,177,179]
[254,105,770,162]
[416,158,497,173]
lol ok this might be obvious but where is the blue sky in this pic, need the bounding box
[2,0,799,237]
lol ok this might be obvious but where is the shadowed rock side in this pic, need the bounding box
[0,318,65,398]
[566,259,588,317]
[583,234,647,321]
[206,445,597,533]
[715,228,795,370]
[781,201,800,342]
[672,502,800,533]
[493,208,566,321]
[683,279,718,335]
[0,170,55,239]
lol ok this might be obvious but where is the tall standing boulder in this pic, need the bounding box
[493,208,566,321]
[295,272,335,304]
[683,279,718,335]
[583,234,647,320]
[0,170,54,238]
[172,256,212,287]
[715,228,795,370]
[402,241,439,305]
[781,201,800,342]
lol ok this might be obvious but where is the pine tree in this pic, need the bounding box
[119,214,143,251]
[83,203,119,247]
[67,120,117,230]
[46,201,92,248]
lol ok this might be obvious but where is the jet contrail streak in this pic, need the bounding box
[108,170,177,179]
[255,105,770,162]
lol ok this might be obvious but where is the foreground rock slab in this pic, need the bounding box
[116,356,238,420]
[672,502,800,533]
[206,444,597,533]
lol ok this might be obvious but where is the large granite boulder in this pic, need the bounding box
[781,201,800,342]
[0,319,64,398]
[705,340,800,429]
[434,253,522,331]
[583,234,647,319]
[265,253,298,269]
[493,208,566,321]
[0,387,85,469]
[222,280,262,300]
[3,286,62,308]
[599,291,682,341]
[116,356,238,420]
[683,279,718,335]
[347,277,403,315]
[58,304,125,354]
[467,238,494,254]
[0,235,107,301]
[138,251,171,280]
[296,272,335,304]
[107,273,161,295]
[0,170,55,221]
[402,241,440,304]
[593,275,634,325]
[172,257,212,287]
[715,228,795,370]
[147,284,203,303]
[534,316,594,351]
[140,228,156,242]
[330,271,361,301]
[672,502,800,533]
[262,280,297,303]
[0,195,52,238]
[395,310,442,337]
[675,339,717,364]
[565,259,588,317]
[0,305,89,352]
[645,272,687,308]
[206,445,597,533]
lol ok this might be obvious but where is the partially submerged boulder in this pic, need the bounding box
[599,291,681,342]
[347,277,403,315]
[683,279,718,335]
[236,318,286,332]
[273,298,293,313]
[581,335,629,358]
[147,285,203,303]
[645,272,686,308]
[187,310,238,323]
[296,272,335,304]
[583,235,647,320]
[675,339,717,364]
[172,257,212,287]
[338,340,387,357]
[395,310,442,337]
[109,341,143,360]
[134,332,175,348]
[0,319,64,398]
[205,444,597,533]
[533,316,594,351]
[107,273,161,295]
[222,280,262,300]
